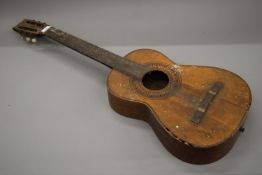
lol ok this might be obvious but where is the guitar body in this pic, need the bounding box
[13,19,252,164]
[107,49,251,164]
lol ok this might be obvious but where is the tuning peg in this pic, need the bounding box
[31,38,37,43]
[25,37,31,42]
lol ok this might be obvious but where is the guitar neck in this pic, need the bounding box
[44,27,147,79]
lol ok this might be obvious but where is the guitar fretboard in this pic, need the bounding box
[45,27,148,79]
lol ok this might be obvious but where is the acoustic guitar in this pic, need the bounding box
[13,19,252,164]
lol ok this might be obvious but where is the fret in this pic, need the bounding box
[13,19,253,164]
[44,27,148,80]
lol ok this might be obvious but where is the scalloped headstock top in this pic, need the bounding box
[13,19,49,38]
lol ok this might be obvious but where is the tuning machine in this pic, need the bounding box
[25,37,31,42]
[31,38,37,43]
[21,35,37,43]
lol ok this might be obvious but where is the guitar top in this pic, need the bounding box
[13,19,252,164]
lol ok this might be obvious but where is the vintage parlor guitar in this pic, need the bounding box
[13,19,252,164]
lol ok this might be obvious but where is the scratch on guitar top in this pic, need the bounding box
[12,19,252,164]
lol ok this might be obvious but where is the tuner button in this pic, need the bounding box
[25,37,31,42]
[31,38,37,43]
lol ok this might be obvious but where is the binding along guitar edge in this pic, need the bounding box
[13,19,252,164]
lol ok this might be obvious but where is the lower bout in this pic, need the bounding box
[107,90,240,164]
[148,110,240,164]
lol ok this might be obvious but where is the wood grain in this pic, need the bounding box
[107,49,251,164]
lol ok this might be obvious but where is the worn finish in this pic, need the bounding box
[13,19,252,164]
[13,19,150,80]
[191,82,224,124]
[107,49,252,164]
[45,28,151,80]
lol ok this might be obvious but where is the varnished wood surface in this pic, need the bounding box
[107,49,252,164]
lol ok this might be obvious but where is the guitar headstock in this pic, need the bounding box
[13,19,49,42]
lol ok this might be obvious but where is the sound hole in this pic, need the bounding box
[142,70,169,90]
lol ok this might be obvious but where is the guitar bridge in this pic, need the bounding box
[191,82,224,124]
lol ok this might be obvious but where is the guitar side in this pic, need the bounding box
[107,49,251,164]
[12,19,252,164]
